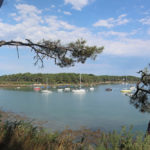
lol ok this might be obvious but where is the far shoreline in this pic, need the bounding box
[0,81,137,88]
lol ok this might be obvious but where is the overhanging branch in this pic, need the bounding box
[0,39,104,67]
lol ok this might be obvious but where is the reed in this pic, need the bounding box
[0,120,149,150]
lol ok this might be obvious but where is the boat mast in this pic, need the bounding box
[80,74,81,89]
[46,78,48,89]
[126,76,128,86]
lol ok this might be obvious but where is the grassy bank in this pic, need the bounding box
[0,119,149,150]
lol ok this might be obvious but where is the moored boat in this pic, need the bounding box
[120,89,132,93]
[72,89,86,94]
[130,86,136,91]
[64,88,70,91]
[16,87,21,89]
[89,87,94,91]
[105,88,112,91]
[41,89,52,94]
[41,78,52,94]
[34,87,40,91]
[57,89,63,92]
[72,74,86,94]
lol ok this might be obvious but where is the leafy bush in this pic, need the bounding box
[0,121,149,150]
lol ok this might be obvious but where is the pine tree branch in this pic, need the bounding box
[0,39,104,67]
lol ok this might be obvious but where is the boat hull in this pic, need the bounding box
[120,89,131,93]
[41,90,52,94]
[34,87,40,91]
[89,87,94,91]
[57,89,63,92]
[72,89,86,94]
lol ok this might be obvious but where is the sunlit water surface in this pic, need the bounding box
[0,84,149,132]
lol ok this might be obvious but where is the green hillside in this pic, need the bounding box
[0,73,139,84]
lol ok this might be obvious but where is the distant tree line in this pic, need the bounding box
[0,73,139,84]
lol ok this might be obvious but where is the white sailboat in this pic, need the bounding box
[41,78,52,94]
[64,88,70,92]
[120,89,132,93]
[130,86,136,91]
[72,74,86,94]
[41,89,52,93]
[120,76,131,93]
[57,88,63,92]
[89,86,94,91]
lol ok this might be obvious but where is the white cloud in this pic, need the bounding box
[99,31,128,37]
[99,30,137,38]
[63,11,72,15]
[57,9,61,13]
[16,4,42,15]
[14,4,42,24]
[102,39,150,56]
[0,4,78,41]
[10,13,17,17]
[139,17,150,25]
[148,29,150,35]
[0,3,150,58]
[93,14,129,28]
[143,10,150,15]
[16,0,22,2]
[45,16,76,30]
[64,0,90,10]
[140,5,144,9]
[51,5,55,8]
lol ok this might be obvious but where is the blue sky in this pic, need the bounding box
[0,0,150,76]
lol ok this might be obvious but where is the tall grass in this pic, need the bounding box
[0,120,149,150]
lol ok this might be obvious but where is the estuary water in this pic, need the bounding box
[0,84,149,132]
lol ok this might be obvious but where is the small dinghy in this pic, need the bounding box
[105,88,112,91]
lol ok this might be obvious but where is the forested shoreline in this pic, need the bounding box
[0,73,139,85]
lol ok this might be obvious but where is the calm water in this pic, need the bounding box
[0,84,149,132]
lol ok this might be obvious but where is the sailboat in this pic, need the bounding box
[41,78,52,94]
[33,86,40,91]
[64,87,71,92]
[57,85,63,92]
[89,85,94,91]
[57,89,63,92]
[120,76,131,93]
[130,86,136,91]
[120,89,132,93]
[72,74,86,94]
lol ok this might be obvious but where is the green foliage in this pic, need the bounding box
[0,73,139,85]
[0,120,149,150]
[0,39,104,68]
[69,39,104,64]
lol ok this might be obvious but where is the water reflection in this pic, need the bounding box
[41,93,50,101]
[72,93,85,100]
[0,85,150,131]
